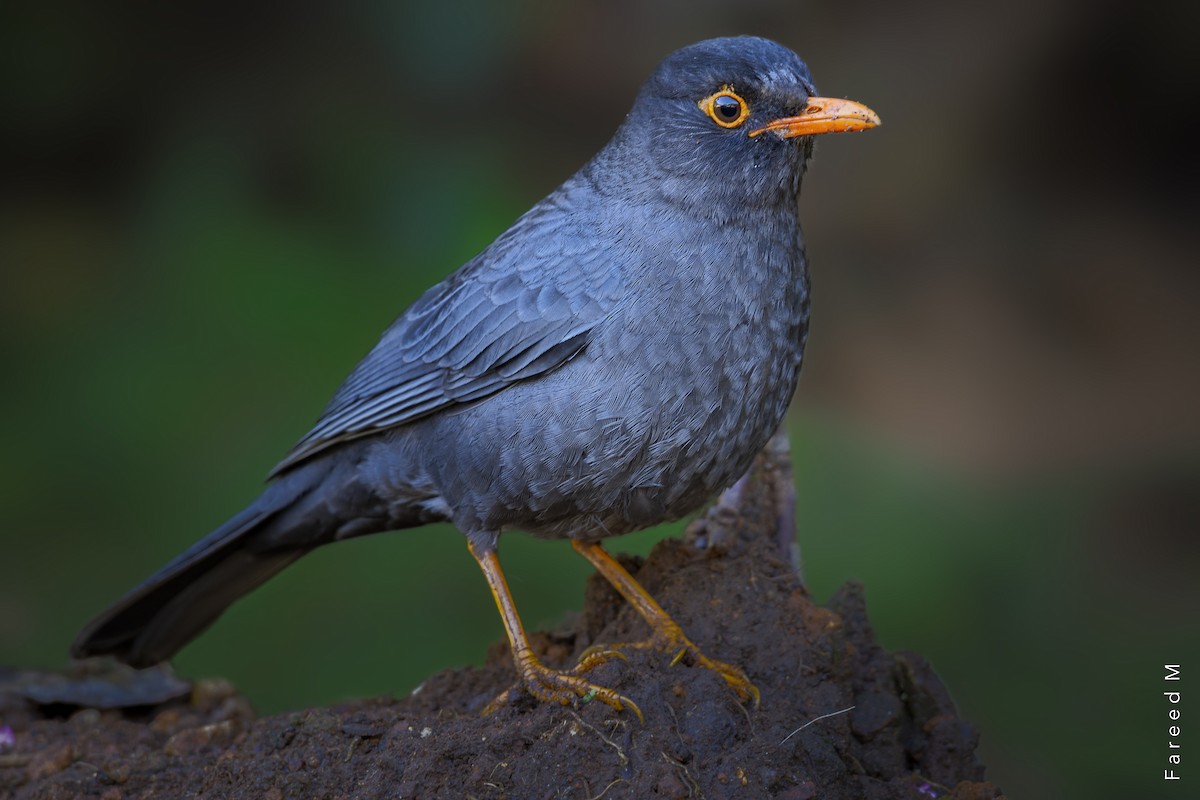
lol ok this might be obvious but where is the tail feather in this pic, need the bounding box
[71,500,294,667]
[71,457,344,668]
[70,443,441,667]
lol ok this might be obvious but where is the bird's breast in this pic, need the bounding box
[503,211,809,537]
[406,205,809,540]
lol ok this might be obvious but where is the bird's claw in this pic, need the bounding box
[582,629,759,707]
[686,648,761,706]
[573,645,629,673]
[485,656,643,724]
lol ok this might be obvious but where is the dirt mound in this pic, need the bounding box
[1,452,1004,799]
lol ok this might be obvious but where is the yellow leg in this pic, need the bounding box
[572,539,760,706]
[468,541,642,721]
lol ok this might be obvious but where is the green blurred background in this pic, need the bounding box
[1,1,1196,798]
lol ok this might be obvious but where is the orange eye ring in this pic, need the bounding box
[698,87,750,129]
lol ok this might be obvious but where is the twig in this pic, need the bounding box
[779,705,855,744]
[582,778,627,800]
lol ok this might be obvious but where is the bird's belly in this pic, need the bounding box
[587,339,799,534]
[427,315,803,540]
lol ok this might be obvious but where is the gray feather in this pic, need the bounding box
[270,209,623,476]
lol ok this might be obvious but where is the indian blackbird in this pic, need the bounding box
[72,36,879,718]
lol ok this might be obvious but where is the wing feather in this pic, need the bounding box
[269,206,622,476]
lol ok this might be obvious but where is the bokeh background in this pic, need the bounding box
[2,1,1197,797]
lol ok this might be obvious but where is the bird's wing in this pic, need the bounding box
[269,215,622,476]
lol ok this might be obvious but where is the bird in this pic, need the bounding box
[72,36,879,719]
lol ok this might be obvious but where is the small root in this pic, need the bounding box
[582,777,628,800]
[567,711,628,767]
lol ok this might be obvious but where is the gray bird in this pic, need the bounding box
[72,36,879,718]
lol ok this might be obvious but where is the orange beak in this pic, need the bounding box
[748,97,881,138]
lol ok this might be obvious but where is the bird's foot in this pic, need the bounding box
[579,625,759,706]
[569,540,759,707]
[671,641,760,707]
[486,648,643,722]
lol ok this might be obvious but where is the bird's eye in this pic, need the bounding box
[698,87,750,129]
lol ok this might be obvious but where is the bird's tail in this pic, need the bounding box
[70,454,376,668]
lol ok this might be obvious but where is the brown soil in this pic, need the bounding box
[1,453,1005,799]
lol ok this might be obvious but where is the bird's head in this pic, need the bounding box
[613,36,879,214]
